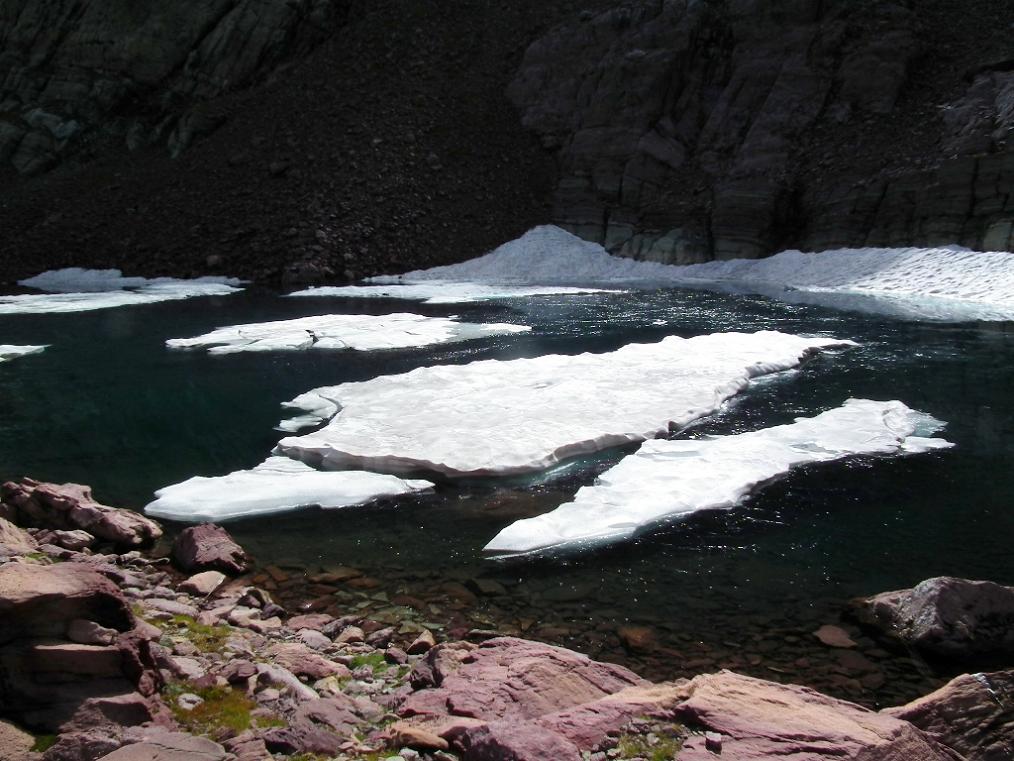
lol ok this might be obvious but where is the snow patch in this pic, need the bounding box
[275,331,855,477]
[144,456,433,522]
[166,313,529,354]
[484,399,953,554]
[0,344,47,363]
[1,269,242,314]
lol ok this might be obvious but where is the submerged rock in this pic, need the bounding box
[172,523,251,575]
[853,576,1014,658]
[1,478,162,548]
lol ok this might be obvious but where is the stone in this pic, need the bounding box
[0,516,38,554]
[67,618,119,646]
[287,613,333,631]
[407,628,436,655]
[813,624,857,649]
[617,625,656,653]
[0,720,34,761]
[391,723,450,751]
[221,660,258,684]
[674,671,958,760]
[96,728,228,761]
[257,663,319,701]
[366,626,396,648]
[853,577,1014,658]
[35,529,96,551]
[265,642,349,680]
[178,571,227,596]
[223,733,273,761]
[884,669,1014,761]
[43,729,123,761]
[171,524,251,575]
[1,479,161,548]
[335,625,365,644]
[297,628,332,650]
[141,598,199,618]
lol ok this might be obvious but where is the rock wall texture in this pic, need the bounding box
[509,0,1014,262]
[0,0,346,175]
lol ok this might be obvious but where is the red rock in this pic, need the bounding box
[674,670,960,760]
[813,624,857,649]
[884,669,1014,761]
[407,628,436,655]
[35,528,95,550]
[30,643,124,677]
[853,576,1014,658]
[1,478,161,548]
[0,516,37,554]
[454,720,581,761]
[97,728,228,760]
[172,523,250,575]
[287,612,333,631]
[178,570,226,596]
[265,643,350,680]
[391,723,450,751]
[617,625,656,652]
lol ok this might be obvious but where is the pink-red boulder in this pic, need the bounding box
[884,669,1014,761]
[1,478,162,548]
[172,523,250,575]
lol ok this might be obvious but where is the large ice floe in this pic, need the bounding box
[287,282,618,304]
[0,344,47,362]
[0,268,242,314]
[351,225,1014,321]
[145,456,433,522]
[166,313,528,354]
[484,399,953,555]
[275,331,855,477]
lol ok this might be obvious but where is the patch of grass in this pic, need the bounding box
[349,651,389,674]
[31,734,58,752]
[164,681,282,737]
[614,727,684,761]
[165,614,232,652]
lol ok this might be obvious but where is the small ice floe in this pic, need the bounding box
[275,330,856,477]
[483,399,953,554]
[0,268,242,314]
[166,312,529,354]
[0,344,47,362]
[144,456,433,522]
[287,282,617,304]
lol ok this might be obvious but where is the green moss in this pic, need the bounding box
[164,681,282,737]
[349,651,389,674]
[166,615,232,652]
[31,734,58,752]
[614,727,684,761]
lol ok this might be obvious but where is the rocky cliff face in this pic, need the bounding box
[509,0,1014,262]
[0,0,345,175]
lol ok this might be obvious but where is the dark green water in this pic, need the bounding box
[2,287,1013,705]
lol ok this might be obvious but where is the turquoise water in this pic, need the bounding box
[2,286,1013,704]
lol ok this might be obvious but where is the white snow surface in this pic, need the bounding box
[364,225,1014,321]
[166,313,529,354]
[0,344,47,362]
[275,331,855,477]
[287,282,617,304]
[0,269,242,314]
[144,456,433,522]
[484,399,953,554]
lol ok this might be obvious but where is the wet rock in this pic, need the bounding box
[674,671,958,760]
[813,624,857,649]
[172,524,251,575]
[884,669,1014,761]
[617,625,656,653]
[178,571,226,597]
[853,577,1014,658]
[1,480,161,548]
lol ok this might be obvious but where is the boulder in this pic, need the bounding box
[35,529,96,551]
[96,728,228,761]
[0,516,37,555]
[0,720,35,761]
[884,670,1014,761]
[1,479,161,548]
[674,671,961,761]
[171,524,250,575]
[853,577,1014,658]
[264,643,349,680]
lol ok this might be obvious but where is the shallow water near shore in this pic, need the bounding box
[2,285,1013,707]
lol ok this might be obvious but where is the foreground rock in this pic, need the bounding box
[1,478,162,548]
[853,576,1014,658]
[172,523,251,575]
[885,669,1014,761]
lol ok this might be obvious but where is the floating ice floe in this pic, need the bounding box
[144,456,433,522]
[166,313,529,354]
[0,268,243,314]
[362,225,1014,321]
[484,399,953,555]
[275,330,855,477]
[0,344,47,363]
[287,282,618,304]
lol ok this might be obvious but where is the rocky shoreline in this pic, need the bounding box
[1,477,1011,761]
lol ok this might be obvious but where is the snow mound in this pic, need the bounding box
[144,456,433,522]
[1,269,242,314]
[484,399,953,554]
[287,282,617,304]
[365,225,1014,321]
[166,313,529,354]
[275,331,855,477]
[0,344,47,363]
